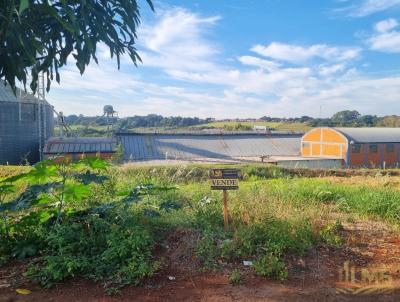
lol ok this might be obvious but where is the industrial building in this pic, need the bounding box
[0,82,54,165]
[119,133,301,161]
[301,127,400,168]
[44,137,118,161]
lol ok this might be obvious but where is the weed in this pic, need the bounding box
[319,220,343,246]
[229,269,243,285]
[27,210,157,292]
[253,254,288,281]
[195,229,220,270]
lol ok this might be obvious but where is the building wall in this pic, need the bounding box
[301,128,348,159]
[0,101,54,164]
[275,158,343,169]
[303,127,400,168]
[44,152,115,162]
[348,143,400,168]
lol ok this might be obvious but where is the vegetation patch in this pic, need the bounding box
[1,162,400,294]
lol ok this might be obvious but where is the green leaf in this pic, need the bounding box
[26,161,58,182]
[0,173,28,184]
[64,184,91,202]
[0,183,56,213]
[81,157,110,170]
[38,210,54,223]
[18,0,29,15]
[0,184,15,195]
[146,0,155,11]
[74,170,109,185]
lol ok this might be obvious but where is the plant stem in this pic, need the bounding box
[56,167,67,224]
[2,214,9,238]
[0,194,9,238]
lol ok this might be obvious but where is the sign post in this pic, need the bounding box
[210,168,240,231]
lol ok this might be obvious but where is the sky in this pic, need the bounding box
[47,0,400,118]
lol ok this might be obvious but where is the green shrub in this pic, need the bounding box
[27,211,157,293]
[195,229,220,270]
[246,166,288,179]
[231,219,314,259]
[229,269,243,285]
[194,196,224,230]
[319,220,343,246]
[195,218,314,274]
[253,254,288,281]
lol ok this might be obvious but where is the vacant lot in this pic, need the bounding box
[193,121,312,132]
[1,163,400,301]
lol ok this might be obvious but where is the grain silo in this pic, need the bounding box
[0,81,54,164]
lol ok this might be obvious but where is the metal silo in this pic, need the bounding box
[0,82,54,165]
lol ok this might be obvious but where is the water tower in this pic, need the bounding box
[103,105,117,135]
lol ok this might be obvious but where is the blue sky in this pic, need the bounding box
[47,0,400,118]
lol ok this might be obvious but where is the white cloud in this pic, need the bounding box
[368,18,400,52]
[250,42,361,64]
[238,56,281,70]
[47,6,400,119]
[342,0,400,17]
[319,64,346,76]
[137,7,220,72]
[375,18,398,32]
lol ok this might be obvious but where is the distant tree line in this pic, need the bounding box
[62,110,400,131]
[63,114,212,129]
[261,110,400,127]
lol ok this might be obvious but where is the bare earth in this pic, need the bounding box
[1,220,400,302]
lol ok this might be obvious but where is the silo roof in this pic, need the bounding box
[0,81,48,104]
[44,137,118,154]
[334,128,400,143]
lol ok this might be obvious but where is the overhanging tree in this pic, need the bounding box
[0,0,153,93]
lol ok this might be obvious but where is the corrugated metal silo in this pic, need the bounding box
[0,82,54,164]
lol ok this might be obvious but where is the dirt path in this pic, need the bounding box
[1,220,400,302]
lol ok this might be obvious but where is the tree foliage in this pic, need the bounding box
[0,0,153,93]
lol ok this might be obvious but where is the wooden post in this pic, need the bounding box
[223,189,229,231]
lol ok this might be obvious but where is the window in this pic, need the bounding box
[369,144,378,153]
[351,144,361,154]
[386,144,395,153]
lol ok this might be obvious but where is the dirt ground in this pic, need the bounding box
[1,220,400,302]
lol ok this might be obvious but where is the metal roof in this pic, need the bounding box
[119,134,300,160]
[334,128,400,143]
[0,81,49,104]
[44,137,118,154]
[117,130,305,135]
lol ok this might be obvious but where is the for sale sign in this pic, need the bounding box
[210,169,239,190]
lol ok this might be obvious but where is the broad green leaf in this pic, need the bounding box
[64,184,91,201]
[74,170,109,185]
[0,184,56,213]
[39,210,54,223]
[18,0,29,15]
[26,162,58,182]
[0,173,28,183]
[81,157,110,170]
[0,184,15,194]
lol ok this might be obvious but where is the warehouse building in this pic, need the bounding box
[44,137,118,161]
[118,133,301,161]
[301,127,400,168]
